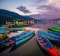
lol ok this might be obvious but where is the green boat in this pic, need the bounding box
[48,27,60,33]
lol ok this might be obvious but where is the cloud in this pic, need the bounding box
[35,0,48,3]
[17,6,31,14]
[16,0,60,19]
[30,0,60,20]
[37,5,53,10]
[30,0,49,6]
[31,0,48,3]
[31,4,60,20]
[37,5,60,12]
[49,0,60,8]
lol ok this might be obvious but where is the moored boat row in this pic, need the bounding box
[48,27,60,33]
[10,27,26,32]
[0,31,35,49]
[38,30,60,43]
[48,27,60,35]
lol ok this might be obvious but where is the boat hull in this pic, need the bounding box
[36,38,58,56]
[36,39,50,55]
[39,30,60,43]
[36,31,58,56]
[15,33,35,47]
[0,31,35,49]
[48,30,60,36]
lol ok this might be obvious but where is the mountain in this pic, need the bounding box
[0,9,38,25]
[30,14,60,21]
[50,18,60,21]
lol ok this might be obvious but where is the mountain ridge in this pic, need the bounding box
[0,9,38,25]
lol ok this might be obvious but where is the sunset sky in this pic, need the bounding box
[0,0,60,19]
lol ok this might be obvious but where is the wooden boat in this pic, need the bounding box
[55,26,60,29]
[10,27,26,32]
[0,27,6,34]
[0,31,35,49]
[39,30,60,43]
[15,31,35,47]
[48,27,60,33]
[36,32,58,56]
[0,32,25,49]
[48,27,60,35]
[48,30,60,35]
[0,34,8,41]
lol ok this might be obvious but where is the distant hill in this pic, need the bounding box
[0,9,38,25]
[30,14,60,21]
[50,18,60,21]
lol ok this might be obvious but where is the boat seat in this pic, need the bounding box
[41,42,47,46]
[54,36,60,40]
[40,38,46,43]
[38,40,43,43]
[44,42,53,48]
[38,38,42,40]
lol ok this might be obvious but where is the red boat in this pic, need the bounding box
[36,32,58,56]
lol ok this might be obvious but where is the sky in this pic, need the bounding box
[0,0,60,19]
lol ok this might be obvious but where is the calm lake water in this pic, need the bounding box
[0,22,59,56]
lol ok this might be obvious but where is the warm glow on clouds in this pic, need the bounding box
[49,0,60,8]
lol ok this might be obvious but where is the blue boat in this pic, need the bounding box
[15,31,35,46]
[36,32,58,56]
[39,30,60,43]
[0,27,6,34]
[10,27,26,32]
[0,32,26,47]
[48,30,60,36]
[55,26,60,29]
[0,31,35,48]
